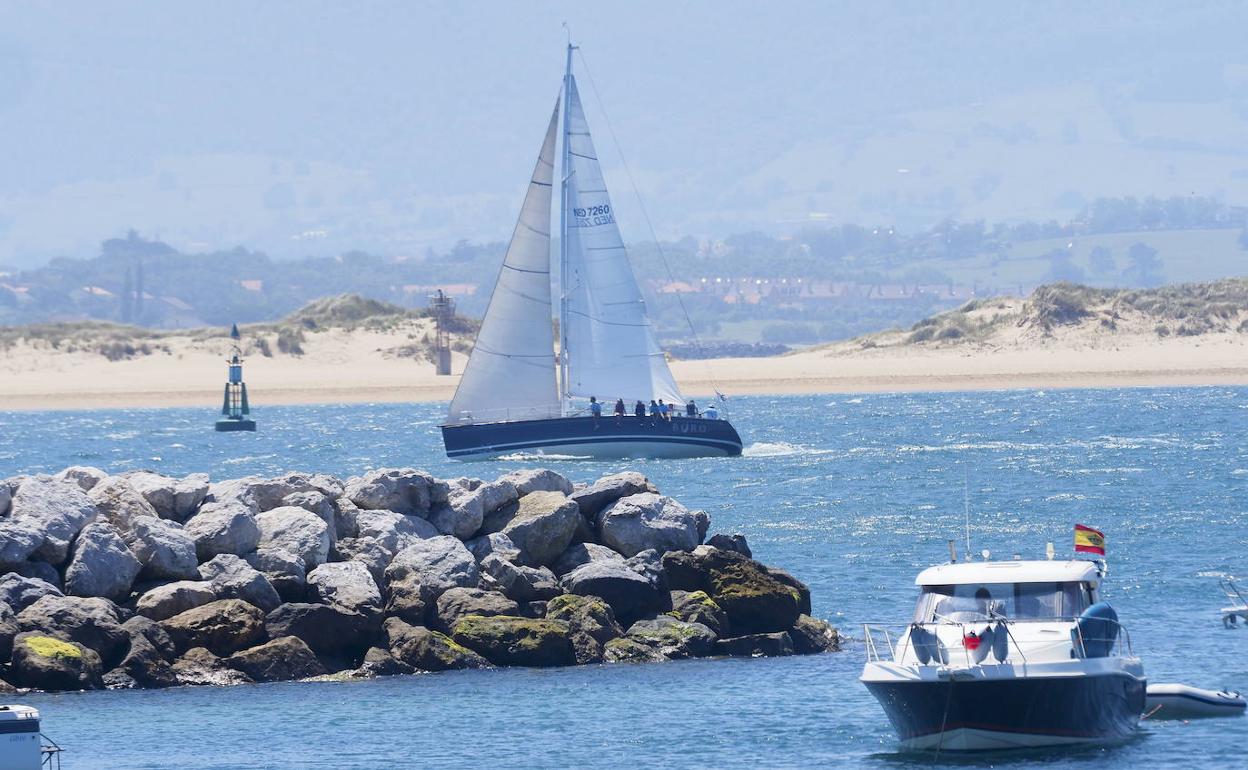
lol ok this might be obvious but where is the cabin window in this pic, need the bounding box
[913,581,1093,623]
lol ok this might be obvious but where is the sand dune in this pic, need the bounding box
[2,282,1246,411]
[0,324,1244,412]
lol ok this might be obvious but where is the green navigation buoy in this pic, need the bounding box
[215,323,256,432]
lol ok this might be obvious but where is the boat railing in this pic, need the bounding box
[864,621,1030,668]
[863,616,1134,667]
[446,406,568,425]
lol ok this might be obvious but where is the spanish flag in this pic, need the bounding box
[1074,524,1105,556]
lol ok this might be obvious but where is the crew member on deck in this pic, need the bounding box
[634,400,647,420]
[649,400,660,424]
[705,403,719,419]
[686,400,698,417]
[590,396,602,428]
[614,398,626,425]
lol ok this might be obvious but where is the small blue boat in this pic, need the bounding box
[441,44,743,460]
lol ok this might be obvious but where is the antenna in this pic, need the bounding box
[963,469,972,561]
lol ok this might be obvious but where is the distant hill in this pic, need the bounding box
[836,278,1248,352]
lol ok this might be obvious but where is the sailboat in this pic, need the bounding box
[440,45,744,460]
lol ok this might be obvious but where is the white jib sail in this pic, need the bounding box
[561,75,684,408]
[447,101,561,424]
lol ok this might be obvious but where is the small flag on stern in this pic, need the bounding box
[1074,524,1105,556]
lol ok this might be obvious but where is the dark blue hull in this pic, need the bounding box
[441,414,743,460]
[865,673,1146,750]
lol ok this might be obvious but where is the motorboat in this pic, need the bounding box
[861,555,1146,751]
[0,705,60,770]
[440,44,743,460]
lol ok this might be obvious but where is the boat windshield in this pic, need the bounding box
[913,581,1092,623]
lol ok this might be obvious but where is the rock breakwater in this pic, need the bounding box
[0,467,839,691]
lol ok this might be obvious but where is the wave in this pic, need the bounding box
[742,442,834,458]
[495,452,592,462]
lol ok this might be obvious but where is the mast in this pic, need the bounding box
[558,42,575,415]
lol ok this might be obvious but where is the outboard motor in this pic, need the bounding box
[1073,602,1119,658]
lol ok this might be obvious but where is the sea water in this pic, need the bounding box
[2,388,1246,768]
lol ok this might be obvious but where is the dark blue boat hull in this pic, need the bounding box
[865,673,1146,750]
[441,415,743,459]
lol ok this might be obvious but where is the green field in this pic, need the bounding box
[905,227,1246,288]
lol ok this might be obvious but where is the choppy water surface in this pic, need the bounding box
[3,388,1247,768]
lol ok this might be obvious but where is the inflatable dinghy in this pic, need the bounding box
[1146,684,1247,719]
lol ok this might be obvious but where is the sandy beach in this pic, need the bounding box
[1,323,1245,411]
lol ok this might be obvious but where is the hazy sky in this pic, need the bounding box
[2,1,1247,266]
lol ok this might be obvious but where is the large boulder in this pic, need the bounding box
[603,636,666,663]
[355,509,439,550]
[5,560,61,588]
[544,594,624,664]
[0,604,16,661]
[668,590,729,636]
[570,472,657,520]
[16,594,129,666]
[264,602,374,659]
[0,520,45,567]
[661,548,801,635]
[0,574,62,612]
[344,468,436,517]
[244,548,306,602]
[597,493,701,558]
[431,479,518,540]
[384,537,479,605]
[88,475,158,532]
[450,615,575,668]
[171,646,252,687]
[126,471,210,521]
[465,532,522,564]
[715,632,795,658]
[332,537,395,588]
[183,502,261,561]
[210,472,343,514]
[432,587,520,633]
[382,576,427,626]
[551,542,623,577]
[766,567,812,617]
[117,634,179,688]
[10,477,98,564]
[255,506,331,570]
[789,615,841,654]
[120,615,177,660]
[353,646,415,678]
[479,555,562,603]
[62,522,143,601]
[707,533,752,558]
[281,490,337,535]
[493,492,581,567]
[382,617,490,671]
[623,615,717,659]
[135,581,218,622]
[561,560,666,626]
[499,469,573,497]
[227,636,327,682]
[54,466,108,492]
[306,561,382,620]
[126,516,200,581]
[9,632,103,690]
[198,554,282,612]
[160,599,267,657]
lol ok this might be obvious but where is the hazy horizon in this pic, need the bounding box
[3,1,1248,268]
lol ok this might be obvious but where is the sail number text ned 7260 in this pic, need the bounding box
[572,204,615,227]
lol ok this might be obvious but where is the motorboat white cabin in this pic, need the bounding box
[0,705,58,770]
[861,557,1146,751]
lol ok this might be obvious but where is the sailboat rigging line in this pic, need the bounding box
[573,48,723,399]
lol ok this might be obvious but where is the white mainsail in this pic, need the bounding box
[559,73,684,408]
[447,101,561,424]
